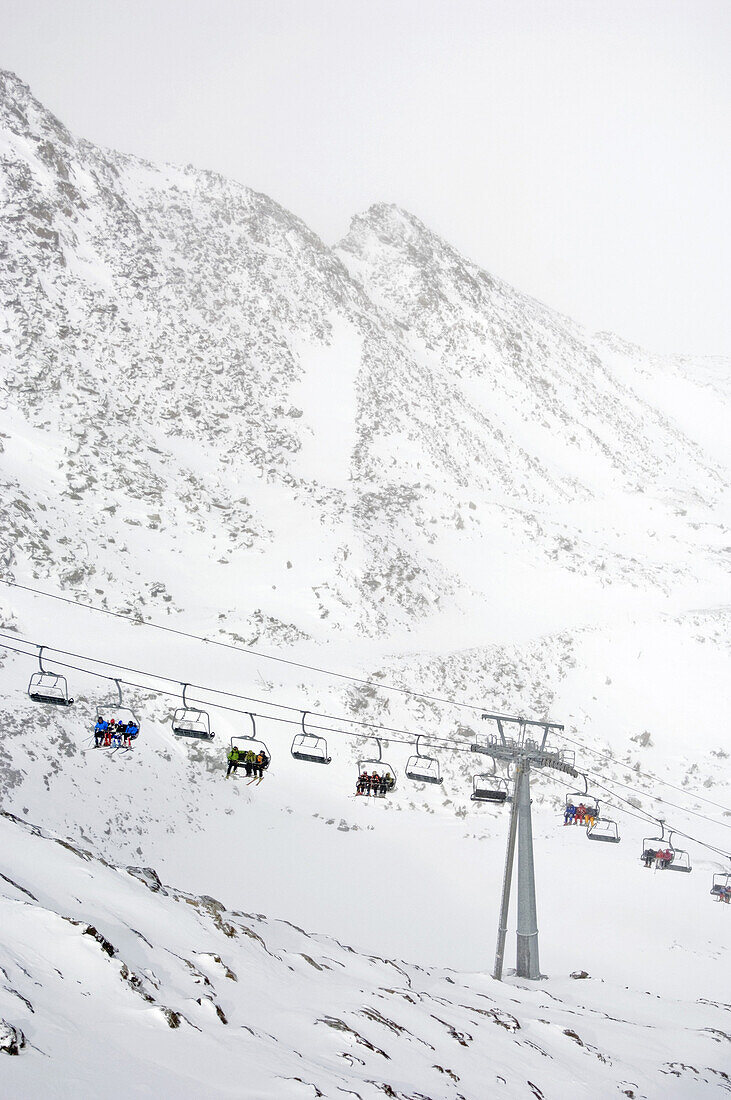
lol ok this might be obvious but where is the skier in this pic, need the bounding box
[126,721,139,746]
[584,806,595,829]
[256,750,268,779]
[94,716,108,748]
[379,773,388,797]
[356,772,367,796]
[226,745,241,778]
[564,802,575,825]
[371,771,381,797]
[244,749,256,778]
[575,803,586,826]
[642,847,656,868]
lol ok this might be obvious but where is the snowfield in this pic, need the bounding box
[1,807,730,1100]
[0,68,729,1097]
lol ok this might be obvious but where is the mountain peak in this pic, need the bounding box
[0,68,72,146]
[0,68,31,97]
[342,202,435,249]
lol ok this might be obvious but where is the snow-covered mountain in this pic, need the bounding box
[2,68,729,644]
[0,70,729,1097]
[2,808,729,1099]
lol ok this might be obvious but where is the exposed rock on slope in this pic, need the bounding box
[1,70,728,646]
[1,809,728,1099]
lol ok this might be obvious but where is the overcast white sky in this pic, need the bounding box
[3,0,730,355]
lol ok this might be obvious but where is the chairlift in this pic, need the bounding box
[405,735,442,785]
[357,738,396,792]
[663,832,692,873]
[564,773,599,823]
[710,870,731,903]
[230,713,270,771]
[291,711,331,764]
[640,823,692,873]
[172,683,215,740]
[94,677,140,743]
[471,774,509,804]
[28,646,73,707]
[586,801,620,844]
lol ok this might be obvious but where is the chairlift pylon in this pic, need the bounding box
[405,735,442,785]
[28,645,74,707]
[172,682,215,740]
[291,711,331,764]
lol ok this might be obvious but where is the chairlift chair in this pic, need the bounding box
[640,824,692,873]
[357,738,396,792]
[586,802,620,844]
[405,735,442,785]
[95,678,140,741]
[291,711,331,764]
[230,713,271,771]
[663,833,692,873]
[28,647,73,706]
[564,773,599,820]
[641,826,667,867]
[710,871,731,901]
[471,774,509,804]
[172,683,215,740]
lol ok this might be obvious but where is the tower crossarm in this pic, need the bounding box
[471,743,516,763]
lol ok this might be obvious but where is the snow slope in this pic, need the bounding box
[1,68,730,649]
[0,69,730,1097]
[1,808,730,1100]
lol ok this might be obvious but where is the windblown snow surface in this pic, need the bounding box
[0,70,729,1098]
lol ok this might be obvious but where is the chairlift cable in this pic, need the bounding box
[579,765,731,832]
[577,776,731,857]
[3,574,726,817]
[550,724,730,814]
[0,576,502,717]
[540,770,729,860]
[5,632,729,864]
[2,624,728,829]
[0,635,477,755]
[0,629,483,749]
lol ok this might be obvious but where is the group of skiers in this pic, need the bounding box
[642,847,675,869]
[356,770,395,797]
[713,885,731,904]
[94,716,139,748]
[564,801,598,827]
[226,744,269,779]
